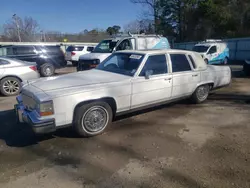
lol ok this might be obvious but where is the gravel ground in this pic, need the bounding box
[0,65,249,188]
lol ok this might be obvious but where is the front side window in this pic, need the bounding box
[96,53,144,76]
[208,46,217,54]
[170,54,192,73]
[93,40,118,53]
[139,55,168,76]
[116,39,132,51]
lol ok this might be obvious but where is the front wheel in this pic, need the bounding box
[40,63,55,77]
[204,59,209,64]
[74,101,113,137]
[223,57,229,65]
[191,84,210,104]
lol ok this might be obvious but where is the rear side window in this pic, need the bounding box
[188,55,196,69]
[87,47,94,52]
[13,46,35,55]
[36,46,63,54]
[140,55,168,76]
[66,46,84,51]
[170,54,191,72]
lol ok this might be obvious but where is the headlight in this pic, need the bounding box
[37,101,54,116]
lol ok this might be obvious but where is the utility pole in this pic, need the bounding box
[12,14,21,42]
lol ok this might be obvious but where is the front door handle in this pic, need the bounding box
[192,74,198,77]
[165,78,172,81]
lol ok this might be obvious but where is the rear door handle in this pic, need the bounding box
[192,74,198,77]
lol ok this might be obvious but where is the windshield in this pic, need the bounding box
[92,40,118,53]
[192,45,210,53]
[96,53,144,76]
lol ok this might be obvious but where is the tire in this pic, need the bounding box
[74,101,113,137]
[72,61,78,67]
[243,63,250,76]
[204,59,209,64]
[0,77,21,96]
[40,63,55,77]
[191,84,210,104]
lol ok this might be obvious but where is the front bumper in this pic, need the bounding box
[15,95,56,134]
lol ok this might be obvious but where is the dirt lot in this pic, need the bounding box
[0,66,250,188]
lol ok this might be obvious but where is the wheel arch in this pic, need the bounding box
[195,82,214,91]
[72,97,117,123]
[0,75,23,82]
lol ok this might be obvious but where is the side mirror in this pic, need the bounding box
[145,70,153,79]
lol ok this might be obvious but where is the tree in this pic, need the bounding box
[3,15,40,42]
[124,20,141,33]
[106,25,121,35]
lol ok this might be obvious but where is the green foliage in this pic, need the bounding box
[133,0,250,42]
[106,25,121,35]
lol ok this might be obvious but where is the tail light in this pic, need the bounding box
[71,52,76,56]
[29,66,37,71]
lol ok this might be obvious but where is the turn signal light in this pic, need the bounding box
[40,111,54,116]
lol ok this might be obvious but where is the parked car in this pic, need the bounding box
[0,45,67,77]
[77,33,170,71]
[15,49,231,136]
[192,39,229,64]
[243,60,250,76]
[65,45,95,66]
[0,57,39,96]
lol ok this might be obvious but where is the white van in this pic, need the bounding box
[192,40,229,64]
[77,34,170,71]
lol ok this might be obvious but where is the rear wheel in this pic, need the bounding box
[74,101,113,137]
[40,63,55,77]
[0,77,21,96]
[243,63,250,76]
[204,59,209,64]
[191,84,210,104]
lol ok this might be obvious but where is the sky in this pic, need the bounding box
[0,0,143,33]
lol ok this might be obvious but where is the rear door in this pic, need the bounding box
[169,53,200,98]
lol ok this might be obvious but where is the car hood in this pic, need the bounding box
[79,52,111,62]
[28,69,131,92]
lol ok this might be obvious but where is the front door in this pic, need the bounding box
[207,45,219,64]
[131,54,172,108]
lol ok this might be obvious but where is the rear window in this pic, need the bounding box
[87,47,94,52]
[66,46,84,52]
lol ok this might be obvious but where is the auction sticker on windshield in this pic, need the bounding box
[130,54,142,59]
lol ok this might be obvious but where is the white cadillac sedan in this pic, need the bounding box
[15,49,231,136]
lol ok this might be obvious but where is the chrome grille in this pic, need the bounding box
[21,93,36,111]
